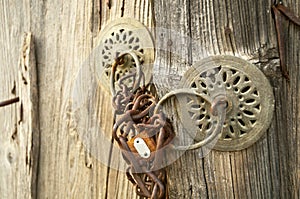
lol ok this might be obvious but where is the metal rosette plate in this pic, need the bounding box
[97,18,155,92]
[179,55,274,151]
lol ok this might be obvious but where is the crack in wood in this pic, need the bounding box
[202,160,209,199]
[16,32,39,199]
[225,26,236,55]
[7,151,14,164]
[106,0,111,9]
[22,74,28,85]
[84,151,93,169]
[89,0,95,33]
[26,148,30,165]
[19,102,23,124]
[11,81,16,95]
[90,0,102,35]
[121,0,125,17]
[11,125,18,140]
[99,0,102,31]
[229,156,236,199]
[187,0,193,65]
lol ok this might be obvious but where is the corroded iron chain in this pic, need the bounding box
[111,52,175,199]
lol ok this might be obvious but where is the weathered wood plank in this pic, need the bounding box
[28,0,154,198]
[154,0,299,199]
[0,31,39,199]
[282,2,300,198]
[0,1,36,198]
[17,32,39,199]
[29,1,111,198]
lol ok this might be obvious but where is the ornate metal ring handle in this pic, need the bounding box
[154,89,227,151]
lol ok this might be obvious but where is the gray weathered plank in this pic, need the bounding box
[0,31,39,198]
[154,0,299,198]
[0,1,23,197]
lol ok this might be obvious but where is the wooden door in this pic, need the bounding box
[0,0,299,198]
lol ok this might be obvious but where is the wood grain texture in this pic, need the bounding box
[0,0,299,199]
[0,31,39,199]
[0,0,154,199]
[0,2,36,197]
[17,32,39,199]
[154,0,299,199]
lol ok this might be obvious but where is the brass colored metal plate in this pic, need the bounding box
[97,18,155,92]
[179,55,274,151]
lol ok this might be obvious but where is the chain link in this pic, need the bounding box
[111,52,174,199]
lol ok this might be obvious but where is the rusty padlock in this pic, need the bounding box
[127,131,156,159]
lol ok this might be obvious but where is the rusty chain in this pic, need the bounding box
[111,51,175,199]
[110,51,227,199]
